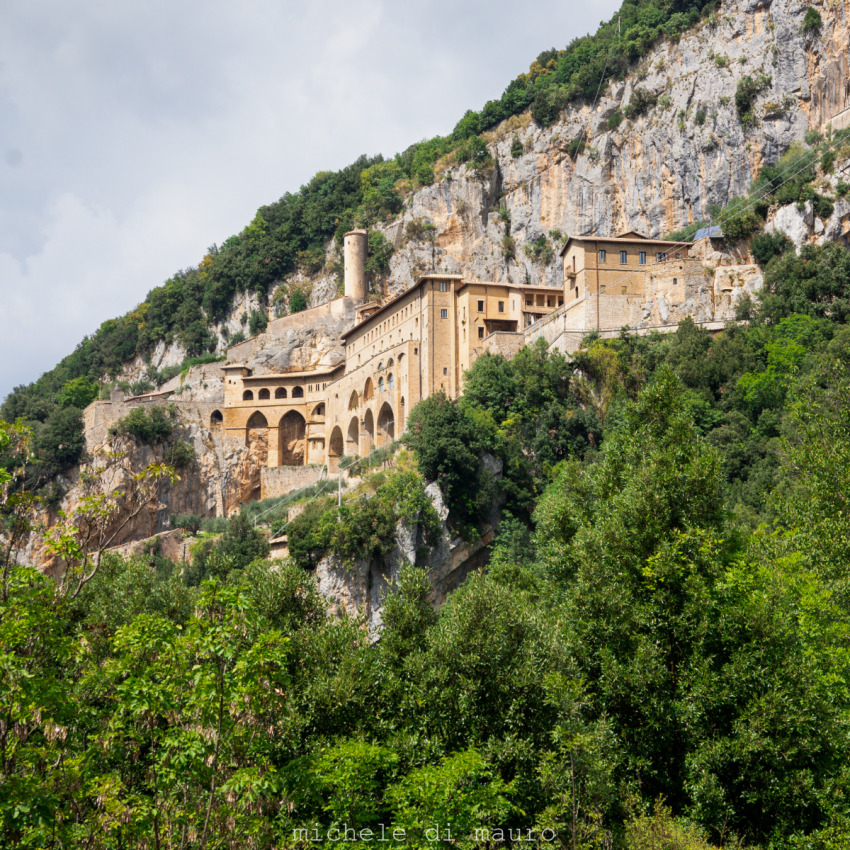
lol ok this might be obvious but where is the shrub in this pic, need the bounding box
[403,392,497,535]
[750,231,792,266]
[170,513,203,534]
[694,105,707,126]
[163,438,195,468]
[57,376,99,410]
[735,74,771,126]
[719,196,763,242]
[567,135,586,159]
[801,7,822,35]
[607,110,624,130]
[248,309,268,337]
[812,193,835,220]
[821,149,837,173]
[229,331,246,345]
[624,87,658,119]
[289,290,308,313]
[364,230,394,283]
[524,235,554,266]
[502,235,516,262]
[510,134,523,158]
[112,405,175,444]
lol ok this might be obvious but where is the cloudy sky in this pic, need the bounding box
[0,0,620,402]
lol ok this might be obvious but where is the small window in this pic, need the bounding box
[443,367,448,375]
[657,252,666,263]
[258,388,270,400]
[639,251,646,265]
[379,377,385,392]
[439,281,448,292]
[498,301,505,313]
[621,286,627,294]
[388,373,394,390]
[477,326,484,339]
[673,278,678,286]
[558,297,563,306]
[526,298,533,306]
[620,250,627,264]
[598,250,606,263]
[242,390,254,401]
[440,308,448,319]
[477,300,485,313]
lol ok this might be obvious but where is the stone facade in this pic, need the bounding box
[220,229,756,472]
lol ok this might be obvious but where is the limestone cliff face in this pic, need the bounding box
[378,0,843,294]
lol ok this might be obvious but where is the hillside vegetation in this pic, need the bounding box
[4,228,850,846]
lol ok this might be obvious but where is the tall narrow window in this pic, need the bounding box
[439,281,448,292]
[620,250,627,264]
[639,251,646,265]
[598,250,606,263]
[477,300,485,313]
[477,326,484,339]
[440,308,448,319]
[498,301,505,313]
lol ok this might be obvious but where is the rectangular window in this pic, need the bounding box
[477,300,485,313]
[477,326,484,339]
[440,309,448,319]
[673,278,678,286]
[657,252,667,263]
[498,301,505,313]
[598,250,606,263]
[639,251,646,265]
[620,250,627,264]
[439,281,448,292]
[443,367,448,375]
[526,298,533,306]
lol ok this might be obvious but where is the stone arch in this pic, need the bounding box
[246,411,269,467]
[242,389,254,401]
[348,390,359,410]
[275,387,287,399]
[292,386,304,399]
[259,388,270,400]
[329,426,344,471]
[363,377,374,400]
[210,409,223,428]
[278,410,306,466]
[347,416,359,455]
[362,408,374,453]
[377,402,394,446]
[387,357,394,367]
